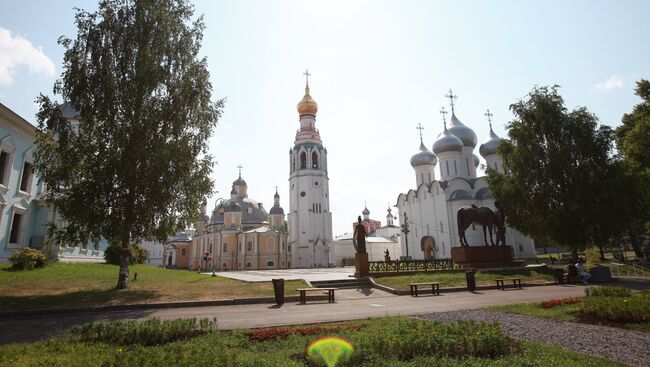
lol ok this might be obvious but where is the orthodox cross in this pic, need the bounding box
[485,109,494,129]
[444,89,458,113]
[440,107,448,128]
[303,69,311,85]
[416,123,424,142]
[237,164,243,178]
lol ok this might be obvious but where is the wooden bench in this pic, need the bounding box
[297,288,336,304]
[495,278,522,290]
[409,282,441,297]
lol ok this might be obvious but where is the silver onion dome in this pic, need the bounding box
[362,206,370,215]
[479,127,501,157]
[433,126,463,155]
[269,206,284,215]
[448,113,478,147]
[410,140,438,167]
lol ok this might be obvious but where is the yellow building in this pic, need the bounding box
[190,174,290,271]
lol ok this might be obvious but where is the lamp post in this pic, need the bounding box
[401,212,410,259]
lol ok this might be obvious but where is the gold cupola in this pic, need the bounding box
[297,71,318,116]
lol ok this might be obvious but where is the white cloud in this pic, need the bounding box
[593,75,623,93]
[0,27,55,86]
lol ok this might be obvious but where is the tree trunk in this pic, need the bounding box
[116,240,130,289]
[598,244,606,261]
[629,228,644,259]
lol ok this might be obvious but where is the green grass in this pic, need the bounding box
[0,263,306,310]
[0,317,627,367]
[374,268,555,290]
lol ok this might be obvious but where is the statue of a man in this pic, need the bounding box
[352,215,367,253]
[494,201,507,246]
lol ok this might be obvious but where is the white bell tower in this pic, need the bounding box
[288,70,333,268]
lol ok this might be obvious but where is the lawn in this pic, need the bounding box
[0,263,307,311]
[374,268,555,290]
[0,317,627,367]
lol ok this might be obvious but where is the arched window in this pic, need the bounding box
[300,151,307,169]
[312,151,319,169]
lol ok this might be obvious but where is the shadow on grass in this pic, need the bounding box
[0,307,159,345]
[0,288,161,311]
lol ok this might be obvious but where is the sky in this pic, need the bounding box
[1,0,649,237]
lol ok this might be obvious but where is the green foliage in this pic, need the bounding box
[34,0,223,288]
[585,247,601,266]
[580,296,650,323]
[66,317,218,346]
[359,319,516,360]
[8,248,48,270]
[614,80,650,259]
[104,243,149,265]
[487,85,619,250]
[584,286,631,298]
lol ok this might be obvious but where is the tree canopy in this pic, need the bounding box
[614,80,650,258]
[34,0,223,288]
[487,86,615,251]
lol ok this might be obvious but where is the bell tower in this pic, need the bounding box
[288,70,333,268]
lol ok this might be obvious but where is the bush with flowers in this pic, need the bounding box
[540,298,580,309]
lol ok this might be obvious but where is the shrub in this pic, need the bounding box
[9,248,48,270]
[540,298,580,309]
[104,242,149,265]
[359,319,517,360]
[580,296,650,323]
[66,317,218,346]
[585,286,631,298]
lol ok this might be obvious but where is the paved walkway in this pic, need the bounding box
[202,267,355,282]
[0,284,588,345]
[417,309,650,367]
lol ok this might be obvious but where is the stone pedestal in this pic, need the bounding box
[355,252,369,277]
[451,246,524,269]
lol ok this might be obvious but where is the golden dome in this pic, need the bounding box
[297,85,318,116]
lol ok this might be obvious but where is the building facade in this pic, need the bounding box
[0,103,107,263]
[288,76,333,268]
[396,96,535,261]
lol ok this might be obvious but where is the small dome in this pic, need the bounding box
[362,206,370,215]
[269,206,285,215]
[410,141,438,167]
[479,127,502,157]
[433,126,463,155]
[297,85,318,116]
[225,201,241,213]
[448,113,477,147]
[473,153,480,167]
[233,176,247,186]
[274,191,280,198]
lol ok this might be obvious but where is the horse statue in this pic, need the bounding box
[456,205,505,247]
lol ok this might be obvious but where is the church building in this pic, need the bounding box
[288,72,333,268]
[190,172,290,271]
[396,91,535,261]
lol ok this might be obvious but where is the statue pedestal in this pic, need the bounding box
[451,246,524,269]
[355,252,369,277]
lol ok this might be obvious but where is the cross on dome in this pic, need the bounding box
[303,69,311,87]
[440,107,448,128]
[237,164,243,178]
[445,89,458,113]
[485,109,494,129]
[416,123,424,142]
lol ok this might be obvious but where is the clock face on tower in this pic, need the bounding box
[313,180,320,187]
[300,191,306,197]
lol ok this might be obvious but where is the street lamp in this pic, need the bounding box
[401,212,410,259]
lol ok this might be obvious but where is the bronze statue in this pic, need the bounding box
[384,249,390,262]
[456,205,504,247]
[352,216,367,253]
[494,201,506,246]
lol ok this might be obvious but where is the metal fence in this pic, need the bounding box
[610,263,650,278]
[368,258,455,273]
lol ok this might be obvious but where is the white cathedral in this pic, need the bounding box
[288,73,333,268]
[396,91,536,261]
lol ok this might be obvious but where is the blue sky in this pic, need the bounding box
[1,0,648,236]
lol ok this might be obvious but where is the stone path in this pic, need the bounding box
[416,309,650,367]
[202,267,355,282]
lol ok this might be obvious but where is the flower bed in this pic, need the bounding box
[540,298,580,309]
[580,296,650,323]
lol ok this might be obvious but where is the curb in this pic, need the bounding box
[0,294,330,319]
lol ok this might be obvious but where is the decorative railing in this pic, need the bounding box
[610,263,650,278]
[369,258,455,273]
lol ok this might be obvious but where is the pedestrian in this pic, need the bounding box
[575,259,591,285]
